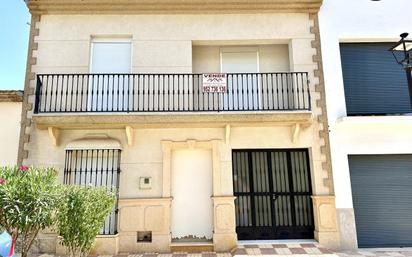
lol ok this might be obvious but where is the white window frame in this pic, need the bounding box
[219,46,260,73]
[219,46,262,110]
[89,37,133,74]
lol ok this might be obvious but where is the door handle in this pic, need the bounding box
[272,194,279,200]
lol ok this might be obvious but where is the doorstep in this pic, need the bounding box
[238,239,318,245]
[170,241,214,253]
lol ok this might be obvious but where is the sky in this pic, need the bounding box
[0,0,31,90]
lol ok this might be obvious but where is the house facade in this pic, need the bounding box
[319,0,412,250]
[0,91,23,166]
[20,0,339,254]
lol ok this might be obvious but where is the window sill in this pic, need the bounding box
[335,115,412,127]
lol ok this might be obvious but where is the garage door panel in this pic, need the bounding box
[349,155,412,248]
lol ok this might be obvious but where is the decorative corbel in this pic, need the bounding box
[291,123,301,143]
[125,126,134,146]
[225,124,231,145]
[48,127,60,146]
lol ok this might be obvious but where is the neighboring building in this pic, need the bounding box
[22,0,338,254]
[319,0,412,250]
[0,90,23,166]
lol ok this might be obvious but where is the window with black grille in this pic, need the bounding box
[64,149,121,235]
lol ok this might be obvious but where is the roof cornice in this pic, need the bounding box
[0,90,24,102]
[25,0,323,14]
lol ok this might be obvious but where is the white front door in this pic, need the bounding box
[221,49,261,110]
[89,40,131,111]
[171,149,213,241]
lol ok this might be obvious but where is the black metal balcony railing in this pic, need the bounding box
[34,72,311,113]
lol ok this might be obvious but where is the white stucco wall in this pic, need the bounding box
[0,102,22,166]
[33,14,313,75]
[320,0,412,209]
[319,0,412,248]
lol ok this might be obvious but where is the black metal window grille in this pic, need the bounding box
[64,149,121,235]
[34,73,311,113]
[232,149,314,240]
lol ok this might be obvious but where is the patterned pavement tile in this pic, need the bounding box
[143,254,158,257]
[172,254,188,257]
[202,253,217,257]
[304,248,322,255]
[272,244,288,249]
[318,248,333,254]
[232,248,247,255]
[301,244,317,248]
[187,254,202,257]
[273,248,292,255]
[217,253,232,257]
[289,248,307,254]
[245,248,261,255]
[260,244,275,249]
[259,248,277,255]
[158,254,173,257]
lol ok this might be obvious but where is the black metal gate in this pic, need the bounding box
[232,149,314,240]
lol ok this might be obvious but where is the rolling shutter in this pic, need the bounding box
[348,155,412,248]
[340,43,411,115]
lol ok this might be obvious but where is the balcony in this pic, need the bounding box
[33,72,313,130]
[35,72,310,113]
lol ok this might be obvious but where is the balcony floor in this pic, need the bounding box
[33,111,313,130]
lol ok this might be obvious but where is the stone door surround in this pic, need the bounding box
[161,139,237,251]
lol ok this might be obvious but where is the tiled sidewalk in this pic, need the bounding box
[336,250,412,257]
[233,243,412,256]
[32,243,412,257]
[233,243,334,255]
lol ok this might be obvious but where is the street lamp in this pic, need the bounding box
[389,33,412,109]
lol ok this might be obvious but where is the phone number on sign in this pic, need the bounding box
[203,86,227,93]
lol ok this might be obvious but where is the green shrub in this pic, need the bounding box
[0,166,60,257]
[55,185,116,257]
